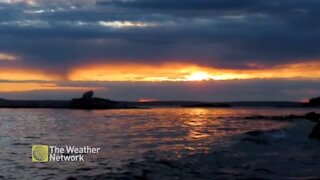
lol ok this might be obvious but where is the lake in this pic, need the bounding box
[0,108,319,179]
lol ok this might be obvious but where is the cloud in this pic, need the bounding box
[98,21,156,28]
[0,0,95,6]
[0,67,61,81]
[67,61,320,81]
[0,52,19,61]
[0,0,319,71]
[0,82,101,92]
[0,0,319,102]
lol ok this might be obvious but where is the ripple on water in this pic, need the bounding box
[0,107,319,179]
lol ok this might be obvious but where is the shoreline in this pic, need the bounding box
[0,99,319,109]
[1,92,319,109]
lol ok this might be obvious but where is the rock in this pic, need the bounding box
[70,91,122,109]
[244,115,266,120]
[0,92,136,109]
[304,112,320,122]
[245,130,264,136]
[159,159,177,168]
[308,96,320,106]
[66,177,77,180]
[242,112,320,122]
[242,137,269,145]
[69,90,134,109]
[309,122,320,139]
[82,91,94,99]
[71,91,138,109]
[71,97,119,109]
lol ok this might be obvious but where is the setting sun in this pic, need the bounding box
[67,61,320,82]
[185,72,211,81]
[2,0,320,179]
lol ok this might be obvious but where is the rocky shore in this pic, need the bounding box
[69,112,320,180]
[243,112,320,139]
[0,91,137,110]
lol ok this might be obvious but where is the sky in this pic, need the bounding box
[0,0,320,101]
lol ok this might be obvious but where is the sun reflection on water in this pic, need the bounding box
[184,108,223,141]
[0,107,304,179]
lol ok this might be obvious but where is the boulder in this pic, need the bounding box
[71,97,118,109]
[304,112,320,122]
[309,122,320,139]
[70,91,120,109]
[308,96,320,106]
[82,91,94,99]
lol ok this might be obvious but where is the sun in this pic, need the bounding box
[186,72,212,81]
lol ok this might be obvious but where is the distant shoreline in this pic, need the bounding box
[0,98,318,109]
[1,91,319,109]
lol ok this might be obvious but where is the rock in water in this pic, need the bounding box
[309,122,320,139]
[309,96,320,106]
[305,112,320,122]
[71,91,120,109]
[82,91,94,99]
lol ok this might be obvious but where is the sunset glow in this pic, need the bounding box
[0,68,60,81]
[138,98,158,102]
[0,0,320,102]
[186,72,211,81]
[1,61,319,91]
[0,83,96,92]
[3,0,320,178]
[67,61,320,82]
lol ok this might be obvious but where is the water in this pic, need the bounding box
[0,107,319,179]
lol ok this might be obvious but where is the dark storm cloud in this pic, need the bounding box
[101,0,320,16]
[0,0,320,70]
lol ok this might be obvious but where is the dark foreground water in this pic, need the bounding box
[0,108,319,179]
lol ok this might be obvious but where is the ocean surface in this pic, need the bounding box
[0,107,319,179]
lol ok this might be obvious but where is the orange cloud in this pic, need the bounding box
[0,53,18,61]
[138,98,158,102]
[2,59,320,83]
[68,61,320,82]
[68,63,191,81]
[0,82,100,92]
[0,60,319,94]
[0,67,61,81]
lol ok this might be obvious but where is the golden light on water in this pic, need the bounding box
[184,108,218,140]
